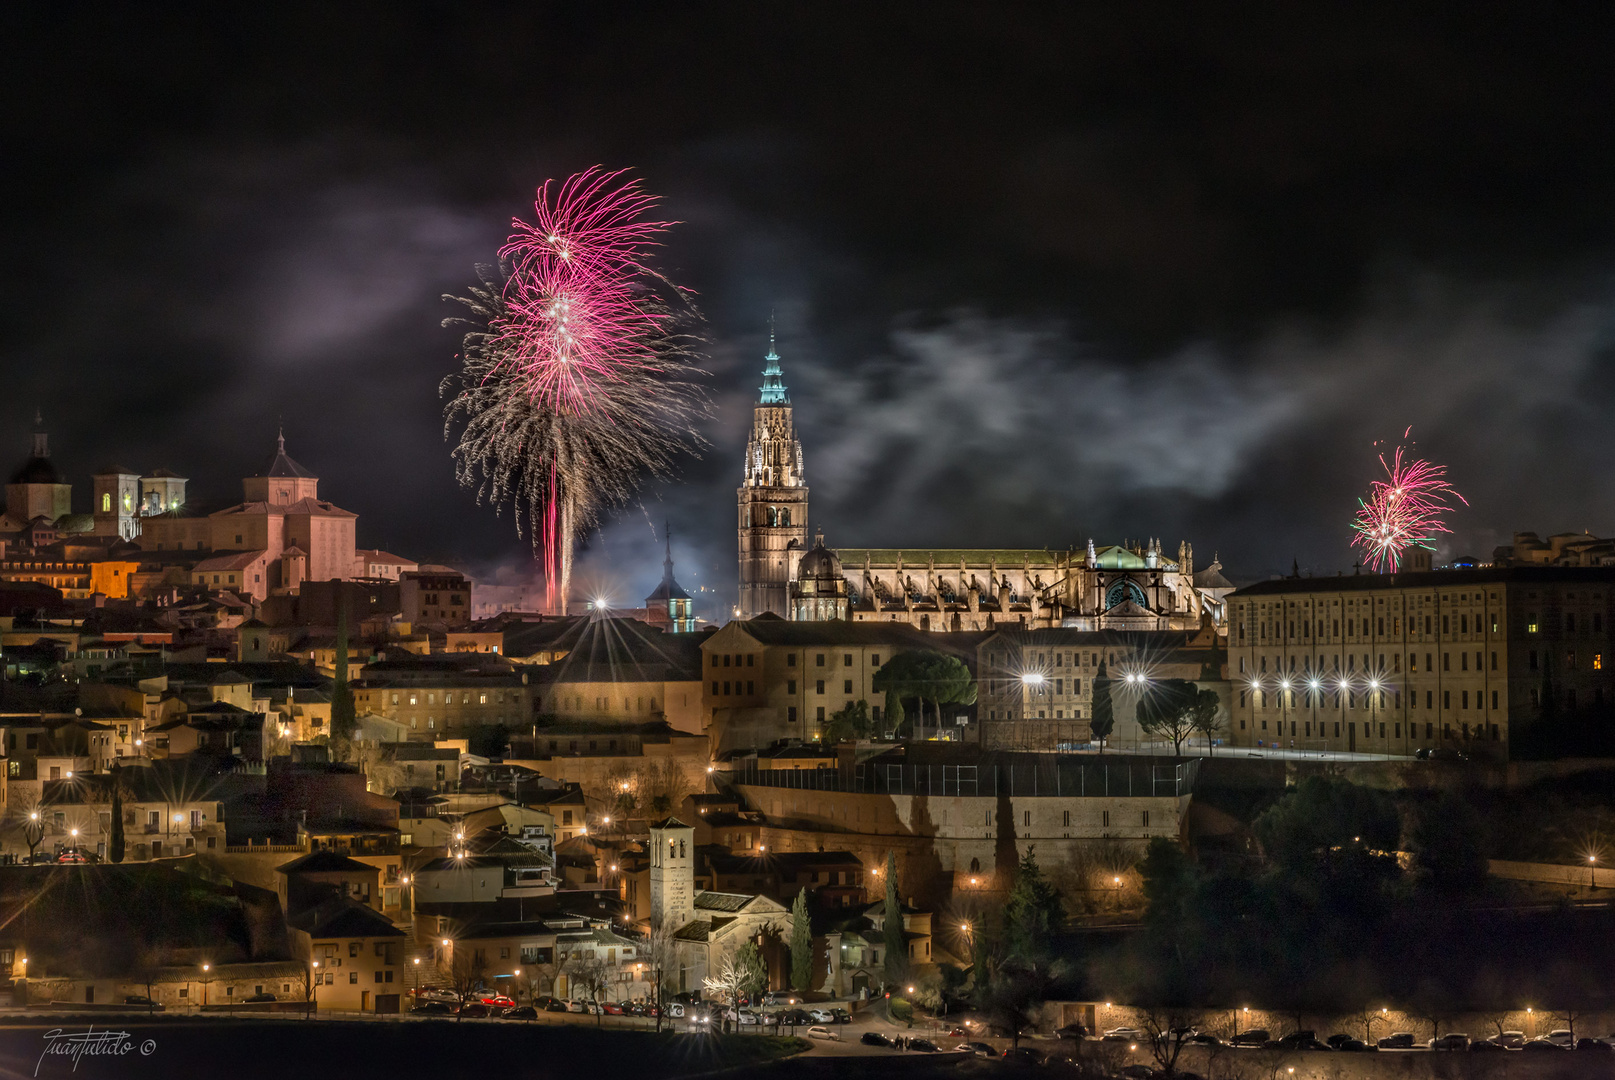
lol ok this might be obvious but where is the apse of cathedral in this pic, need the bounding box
[737,341,1235,631]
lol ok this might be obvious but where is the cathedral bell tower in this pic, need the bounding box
[737,332,809,618]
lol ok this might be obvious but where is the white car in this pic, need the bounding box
[810,1009,836,1023]
[807,1025,838,1040]
[1104,1027,1146,1040]
[738,1011,760,1026]
[567,1000,586,1013]
[1543,1030,1576,1048]
[666,1003,686,1019]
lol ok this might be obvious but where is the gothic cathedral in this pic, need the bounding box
[736,336,809,618]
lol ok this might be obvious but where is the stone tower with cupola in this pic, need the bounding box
[737,333,809,618]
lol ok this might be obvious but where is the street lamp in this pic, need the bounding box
[201,963,211,1009]
[310,961,320,1017]
[1589,854,1598,890]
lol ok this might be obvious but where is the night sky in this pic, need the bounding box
[8,6,1615,613]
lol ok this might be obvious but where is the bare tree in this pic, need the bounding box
[642,918,680,1032]
[441,949,488,1022]
[1137,1008,1204,1077]
[565,951,612,1025]
[636,759,692,817]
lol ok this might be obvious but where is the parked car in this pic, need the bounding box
[566,1000,586,1013]
[806,1025,837,1040]
[1187,1033,1224,1046]
[601,1002,623,1016]
[1428,1034,1470,1051]
[665,1003,686,1018]
[459,1003,492,1018]
[1269,1030,1331,1052]
[1576,1039,1614,1054]
[480,994,515,1008]
[1120,1066,1156,1079]
[55,848,97,864]
[1469,1040,1505,1052]
[737,1011,760,1026]
[543,999,569,1013]
[809,1008,836,1023]
[1543,1030,1577,1048]
[909,1039,940,1053]
[123,996,164,1010]
[1056,1023,1090,1040]
[862,1032,893,1047]
[671,992,702,1004]
[963,1042,998,1058]
[622,1002,645,1017]
[411,1001,453,1015]
[1523,1040,1568,1052]
[1489,1032,1526,1049]
[831,1008,852,1023]
[1004,1047,1047,1065]
[1376,1032,1416,1049]
[1231,1029,1271,1047]
[243,993,277,1003]
[1103,1027,1146,1042]
[505,1006,538,1020]
[779,1008,812,1026]
[1335,1039,1371,1052]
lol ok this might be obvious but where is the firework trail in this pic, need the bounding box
[442,168,709,614]
[1349,429,1467,573]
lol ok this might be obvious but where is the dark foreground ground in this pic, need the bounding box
[0,1019,811,1080]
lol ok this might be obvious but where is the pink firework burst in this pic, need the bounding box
[1350,432,1467,573]
[493,167,677,414]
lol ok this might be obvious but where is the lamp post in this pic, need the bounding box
[1589,854,1598,890]
[24,811,42,864]
[310,961,320,1018]
[413,957,421,1001]
[201,963,211,1009]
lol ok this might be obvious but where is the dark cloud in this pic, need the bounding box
[6,5,1615,610]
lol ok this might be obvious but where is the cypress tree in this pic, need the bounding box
[330,589,357,745]
[1089,662,1114,753]
[882,851,907,986]
[109,764,125,864]
[789,888,813,991]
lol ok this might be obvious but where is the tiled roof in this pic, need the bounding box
[276,850,377,876]
[673,918,714,942]
[694,890,756,913]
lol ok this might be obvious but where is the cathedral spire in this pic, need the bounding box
[758,325,789,405]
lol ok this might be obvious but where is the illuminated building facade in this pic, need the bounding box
[1227,566,1615,759]
[736,337,809,618]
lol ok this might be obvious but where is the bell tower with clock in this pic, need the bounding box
[737,333,809,618]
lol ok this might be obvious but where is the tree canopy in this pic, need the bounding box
[873,650,975,739]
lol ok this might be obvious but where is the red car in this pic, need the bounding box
[601,1002,624,1015]
[479,995,515,1008]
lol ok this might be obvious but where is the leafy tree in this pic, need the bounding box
[1089,663,1114,752]
[1253,776,1401,871]
[109,765,125,865]
[1407,790,1489,894]
[874,651,973,740]
[982,959,1055,1048]
[822,699,870,744]
[1139,837,1200,995]
[1135,679,1203,757]
[1002,847,1063,965]
[789,888,814,990]
[1188,689,1224,754]
[882,851,907,986]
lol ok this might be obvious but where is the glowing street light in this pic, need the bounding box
[1020,673,1044,686]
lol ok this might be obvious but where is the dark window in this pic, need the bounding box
[787,706,798,722]
[711,682,719,695]
[816,707,825,722]
[872,654,881,666]
[787,654,796,667]
[816,680,825,694]
[787,680,797,694]
[816,653,826,667]
[843,680,852,694]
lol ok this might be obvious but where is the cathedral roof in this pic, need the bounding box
[258,431,316,480]
[1193,558,1234,590]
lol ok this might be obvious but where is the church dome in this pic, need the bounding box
[9,455,61,486]
[797,534,842,580]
